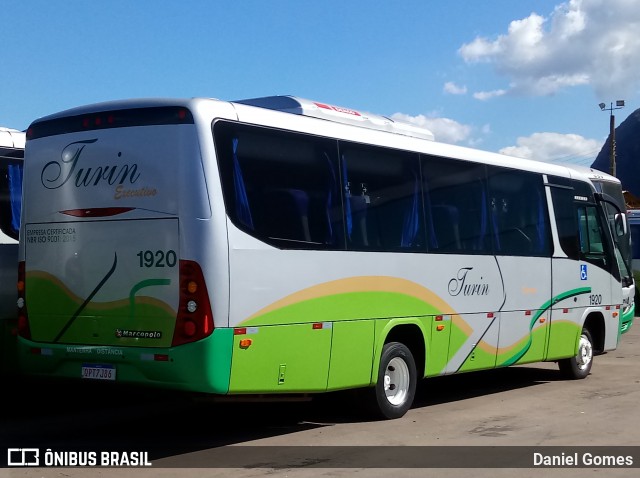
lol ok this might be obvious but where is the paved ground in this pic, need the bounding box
[3,318,640,477]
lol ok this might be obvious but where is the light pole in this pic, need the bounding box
[599,100,625,177]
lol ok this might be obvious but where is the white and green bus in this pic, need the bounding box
[567,166,635,334]
[0,127,24,375]
[17,97,627,419]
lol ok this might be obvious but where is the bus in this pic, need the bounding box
[17,96,627,419]
[628,208,640,300]
[565,165,635,334]
[0,127,24,375]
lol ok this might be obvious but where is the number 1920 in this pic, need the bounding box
[137,250,177,268]
[589,294,602,305]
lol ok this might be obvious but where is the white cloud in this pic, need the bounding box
[443,82,467,95]
[473,89,507,101]
[458,0,640,98]
[391,113,473,144]
[499,132,600,163]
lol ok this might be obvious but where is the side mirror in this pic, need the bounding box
[594,192,628,236]
[615,213,628,236]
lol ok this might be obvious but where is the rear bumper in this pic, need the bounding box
[17,328,233,394]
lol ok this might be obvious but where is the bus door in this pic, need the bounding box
[547,178,617,358]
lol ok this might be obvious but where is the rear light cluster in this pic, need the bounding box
[17,261,31,339]
[172,260,214,347]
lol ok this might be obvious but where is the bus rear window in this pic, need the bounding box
[27,106,194,140]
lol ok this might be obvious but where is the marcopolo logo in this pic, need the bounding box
[115,329,162,339]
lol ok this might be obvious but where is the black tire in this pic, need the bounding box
[367,342,417,420]
[558,328,594,379]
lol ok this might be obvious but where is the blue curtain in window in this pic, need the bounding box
[232,138,254,230]
[8,163,23,235]
[401,175,420,248]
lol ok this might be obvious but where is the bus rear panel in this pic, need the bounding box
[19,104,232,392]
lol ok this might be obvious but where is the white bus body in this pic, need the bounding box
[17,97,625,418]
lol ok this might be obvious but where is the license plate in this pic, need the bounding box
[81,364,116,381]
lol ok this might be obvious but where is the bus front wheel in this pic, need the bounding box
[368,342,417,419]
[558,328,593,379]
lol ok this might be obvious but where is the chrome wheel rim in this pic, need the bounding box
[384,357,410,406]
[576,334,593,371]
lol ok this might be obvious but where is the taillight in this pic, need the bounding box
[17,261,31,339]
[172,260,214,347]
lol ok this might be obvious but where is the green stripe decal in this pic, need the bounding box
[500,287,591,366]
[129,279,171,319]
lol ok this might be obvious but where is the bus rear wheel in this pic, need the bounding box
[558,328,593,379]
[368,342,417,420]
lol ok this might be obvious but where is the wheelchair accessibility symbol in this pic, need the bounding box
[580,264,588,280]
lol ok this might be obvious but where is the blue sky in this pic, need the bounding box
[2,0,639,166]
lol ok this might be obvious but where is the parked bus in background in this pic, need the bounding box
[17,97,627,419]
[628,208,640,300]
[569,166,635,334]
[0,127,24,375]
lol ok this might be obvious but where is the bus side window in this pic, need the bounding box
[487,167,551,257]
[422,155,490,254]
[578,206,608,263]
[550,177,580,260]
[430,205,461,251]
[340,143,423,252]
[214,121,344,249]
[262,188,311,242]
